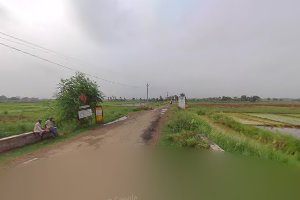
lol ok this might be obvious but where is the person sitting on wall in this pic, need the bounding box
[45,117,58,138]
[33,120,46,140]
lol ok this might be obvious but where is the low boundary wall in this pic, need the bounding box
[0,132,53,153]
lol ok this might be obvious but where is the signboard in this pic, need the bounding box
[78,108,92,119]
[79,95,88,104]
[80,105,90,109]
[96,106,104,123]
[178,95,186,109]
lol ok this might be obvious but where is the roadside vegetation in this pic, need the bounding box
[0,100,162,166]
[160,102,300,166]
[0,73,168,166]
[0,73,160,139]
[209,113,300,156]
[0,101,52,138]
[159,109,211,149]
[0,101,153,138]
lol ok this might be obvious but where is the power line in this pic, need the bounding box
[0,31,61,55]
[0,31,133,85]
[0,36,46,53]
[0,31,98,66]
[0,42,140,88]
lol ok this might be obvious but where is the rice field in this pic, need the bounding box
[0,100,152,138]
[160,102,300,165]
[247,114,300,126]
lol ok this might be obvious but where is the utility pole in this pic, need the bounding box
[146,83,150,101]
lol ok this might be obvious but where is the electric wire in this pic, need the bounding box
[0,41,140,88]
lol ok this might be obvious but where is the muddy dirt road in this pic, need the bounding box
[0,108,168,200]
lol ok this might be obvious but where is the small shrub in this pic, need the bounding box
[59,120,79,135]
[17,124,29,133]
[168,131,210,149]
[3,110,8,115]
[196,108,213,116]
[197,109,206,116]
[167,111,200,132]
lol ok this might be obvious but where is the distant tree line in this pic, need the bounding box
[106,95,179,102]
[189,96,300,102]
[190,95,262,102]
[0,95,42,102]
[106,96,166,102]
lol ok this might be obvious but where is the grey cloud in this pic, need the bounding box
[1,0,300,98]
[0,4,8,21]
[71,0,143,44]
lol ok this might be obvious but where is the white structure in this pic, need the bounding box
[178,95,186,109]
[78,108,93,119]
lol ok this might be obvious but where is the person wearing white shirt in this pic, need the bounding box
[33,120,46,139]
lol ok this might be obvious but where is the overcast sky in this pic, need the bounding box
[0,0,299,99]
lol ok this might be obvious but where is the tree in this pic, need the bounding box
[241,95,247,101]
[251,96,261,102]
[159,96,164,101]
[56,73,103,121]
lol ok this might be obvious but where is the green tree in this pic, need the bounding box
[56,73,103,121]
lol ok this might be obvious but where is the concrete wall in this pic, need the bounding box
[0,132,53,153]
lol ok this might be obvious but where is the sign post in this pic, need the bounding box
[95,106,104,124]
[78,95,92,120]
[78,105,93,119]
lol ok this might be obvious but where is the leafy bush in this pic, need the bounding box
[56,72,103,122]
[58,120,80,135]
[167,111,201,133]
[168,131,210,149]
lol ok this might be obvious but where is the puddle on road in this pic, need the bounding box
[257,126,300,139]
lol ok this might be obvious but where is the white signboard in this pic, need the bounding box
[178,96,186,109]
[79,105,90,109]
[78,109,93,119]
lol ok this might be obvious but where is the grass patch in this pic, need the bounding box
[248,113,300,126]
[0,101,163,166]
[158,109,211,150]
[209,113,300,156]
[0,101,156,138]
[159,107,300,166]
[167,131,210,149]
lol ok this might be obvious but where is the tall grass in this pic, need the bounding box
[0,101,156,138]
[160,108,300,165]
[161,110,211,149]
[209,113,300,155]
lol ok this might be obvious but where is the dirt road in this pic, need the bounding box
[0,108,167,200]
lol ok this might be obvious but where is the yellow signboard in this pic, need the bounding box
[96,106,104,123]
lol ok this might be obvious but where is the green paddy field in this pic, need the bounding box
[0,100,152,138]
[160,102,300,166]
